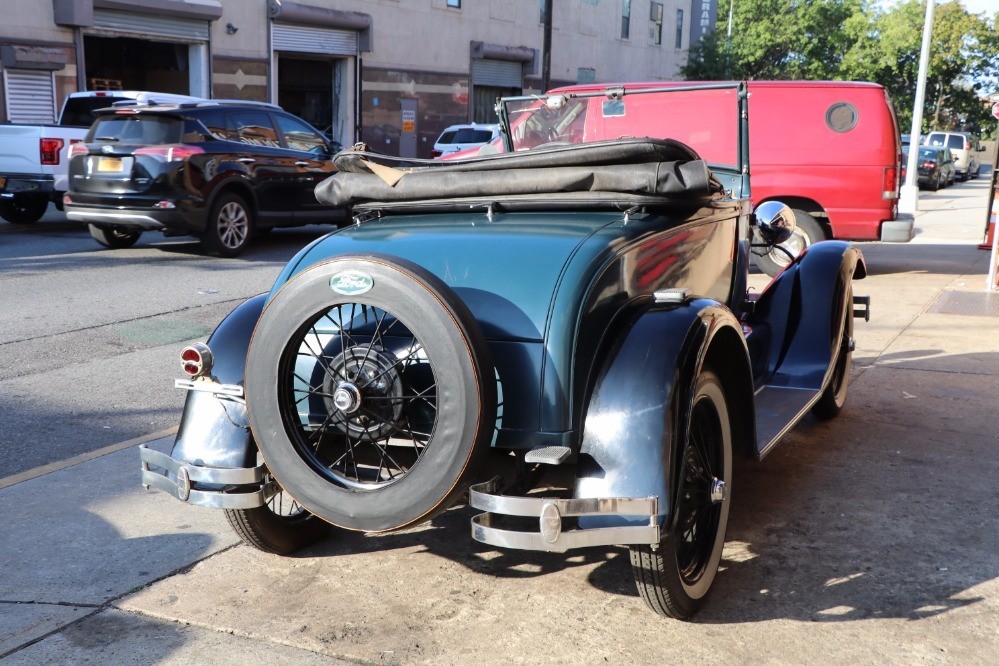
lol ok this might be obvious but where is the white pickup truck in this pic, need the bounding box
[0,90,200,224]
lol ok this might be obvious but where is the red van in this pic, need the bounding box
[452,80,910,275]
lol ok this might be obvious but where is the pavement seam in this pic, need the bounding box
[0,600,100,608]
[0,428,177,490]
[0,296,250,348]
[0,542,245,661]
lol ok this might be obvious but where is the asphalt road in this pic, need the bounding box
[0,209,336,479]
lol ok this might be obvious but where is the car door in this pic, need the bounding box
[272,113,338,222]
[225,111,299,226]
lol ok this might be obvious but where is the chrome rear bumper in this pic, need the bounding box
[468,478,660,552]
[139,444,266,510]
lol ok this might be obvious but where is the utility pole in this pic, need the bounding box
[542,0,553,93]
[899,0,936,214]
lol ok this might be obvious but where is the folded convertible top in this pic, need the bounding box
[315,138,724,213]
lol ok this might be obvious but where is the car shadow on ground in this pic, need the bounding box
[292,348,996,625]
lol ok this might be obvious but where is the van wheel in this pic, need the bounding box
[752,209,824,277]
[89,224,142,249]
[0,196,48,224]
[203,193,253,257]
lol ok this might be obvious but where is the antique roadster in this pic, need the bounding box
[140,83,868,618]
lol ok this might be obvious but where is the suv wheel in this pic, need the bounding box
[0,196,48,224]
[203,192,253,257]
[89,224,142,249]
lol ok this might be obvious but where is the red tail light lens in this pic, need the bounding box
[882,165,898,200]
[180,343,213,377]
[923,161,936,170]
[134,144,205,162]
[68,142,89,159]
[430,149,443,158]
[40,138,64,165]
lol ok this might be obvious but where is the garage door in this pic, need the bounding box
[272,23,357,56]
[471,59,523,87]
[4,69,55,124]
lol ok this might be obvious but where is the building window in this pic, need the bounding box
[578,67,596,83]
[621,0,631,39]
[650,2,663,46]
[447,0,461,8]
[675,9,683,49]
[540,0,546,24]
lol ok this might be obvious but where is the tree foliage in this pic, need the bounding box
[683,0,999,137]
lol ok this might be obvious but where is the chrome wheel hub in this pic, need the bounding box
[332,382,362,414]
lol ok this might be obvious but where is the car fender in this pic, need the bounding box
[572,299,754,528]
[170,294,266,469]
[749,240,864,392]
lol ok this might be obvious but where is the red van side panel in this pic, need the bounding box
[747,82,900,240]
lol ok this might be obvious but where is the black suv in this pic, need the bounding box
[65,100,343,256]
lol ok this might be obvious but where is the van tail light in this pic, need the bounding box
[40,138,64,165]
[180,343,213,378]
[68,142,90,159]
[882,166,898,200]
[134,144,205,162]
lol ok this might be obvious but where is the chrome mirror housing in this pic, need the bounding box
[754,201,796,246]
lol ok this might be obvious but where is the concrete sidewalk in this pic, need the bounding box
[2,181,997,664]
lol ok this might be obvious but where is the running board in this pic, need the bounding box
[754,385,821,459]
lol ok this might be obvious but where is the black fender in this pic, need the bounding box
[170,293,267,469]
[747,241,865,391]
[572,298,754,529]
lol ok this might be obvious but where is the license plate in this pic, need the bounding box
[97,157,124,173]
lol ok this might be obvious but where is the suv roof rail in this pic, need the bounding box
[195,99,284,110]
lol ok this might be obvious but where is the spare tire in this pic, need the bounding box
[245,254,496,532]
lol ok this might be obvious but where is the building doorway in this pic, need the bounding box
[83,36,192,93]
[278,56,337,141]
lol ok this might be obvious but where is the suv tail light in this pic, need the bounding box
[134,144,205,162]
[430,149,443,158]
[68,142,89,159]
[40,138,64,165]
[882,166,898,200]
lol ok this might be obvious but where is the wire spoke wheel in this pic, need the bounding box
[246,255,495,533]
[280,302,438,491]
[630,368,732,619]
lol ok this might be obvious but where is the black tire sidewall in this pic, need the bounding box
[204,192,253,257]
[0,196,47,224]
[245,255,494,532]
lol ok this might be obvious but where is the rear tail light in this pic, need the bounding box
[68,142,90,159]
[180,343,213,378]
[430,149,443,158]
[923,161,936,171]
[882,166,898,200]
[40,138,64,165]
[134,144,205,162]
[63,194,73,205]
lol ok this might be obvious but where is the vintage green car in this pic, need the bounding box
[140,82,867,618]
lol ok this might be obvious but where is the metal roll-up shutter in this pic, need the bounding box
[93,8,209,41]
[272,23,357,56]
[4,70,55,124]
[472,59,523,87]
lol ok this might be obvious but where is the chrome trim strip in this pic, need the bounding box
[471,513,659,553]
[139,444,265,509]
[174,378,244,399]
[469,482,656,518]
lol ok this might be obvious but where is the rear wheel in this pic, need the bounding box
[752,208,825,277]
[224,471,330,554]
[0,196,48,224]
[630,368,733,619]
[89,224,142,249]
[203,192,253,257]
[245,255,496,533]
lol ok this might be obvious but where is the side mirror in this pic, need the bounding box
[754,201,796,246]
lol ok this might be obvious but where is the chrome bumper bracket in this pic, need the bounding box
[468,478,660,552]
[139,444,266,510]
